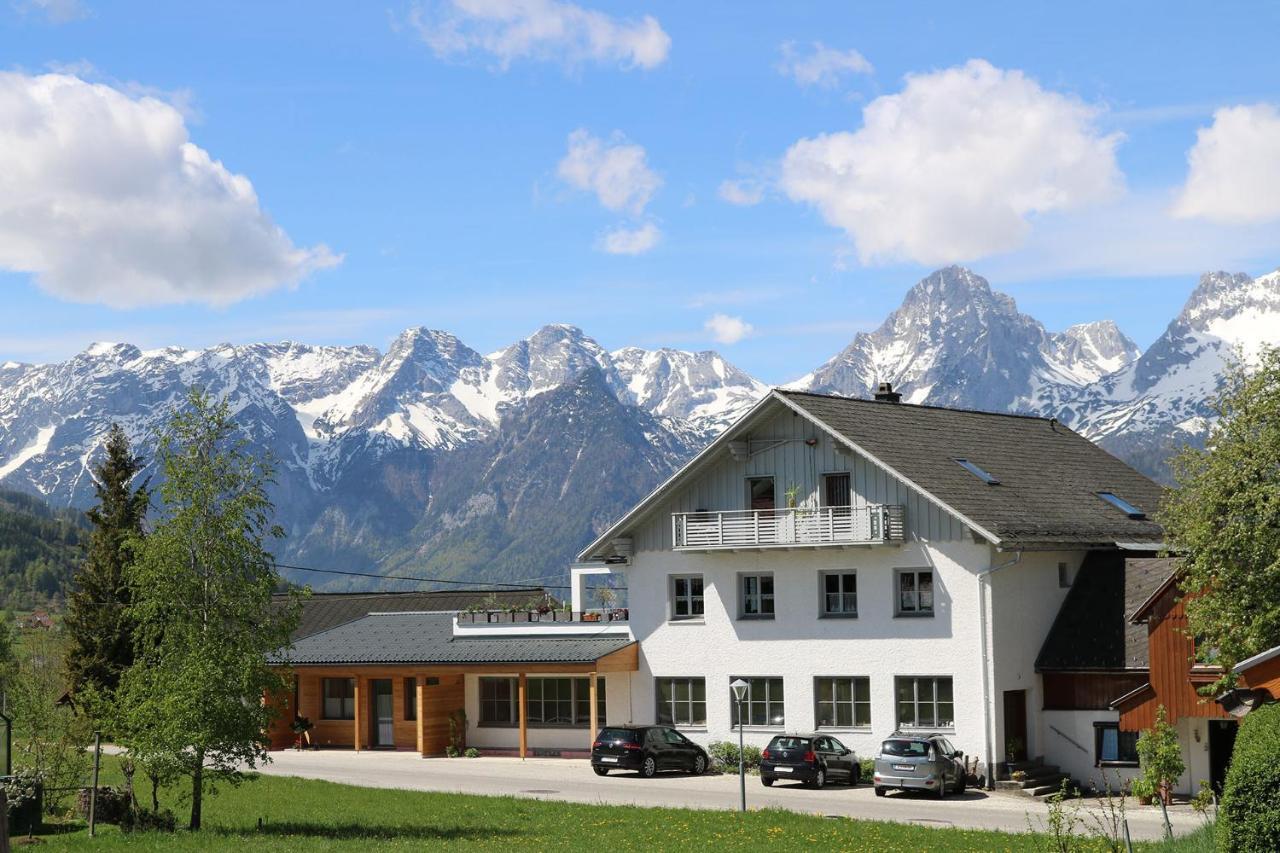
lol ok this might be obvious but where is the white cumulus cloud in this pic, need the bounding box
[1172,103,1280,224]
[599,222,661,255]
[408,0,670,71]
[704,313,753,345]
[717,178,764,206]
[780,59,1123,265]
[0,72,339,308]
[558,128,661,214]
[777,42,873,88]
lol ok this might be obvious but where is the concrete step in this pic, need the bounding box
[1031,778,1083,799]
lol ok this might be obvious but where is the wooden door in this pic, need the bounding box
[1003,690,1028,761]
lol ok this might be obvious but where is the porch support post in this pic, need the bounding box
[518,673,528,760]
[416,677,426,756]
[588,671,599,747]
[353,676,363,753]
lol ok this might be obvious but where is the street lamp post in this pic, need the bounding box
[730,678,749,813]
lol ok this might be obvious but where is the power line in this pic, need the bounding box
[274,562,573,591]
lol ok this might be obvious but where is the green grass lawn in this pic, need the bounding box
[24,757,1210,851]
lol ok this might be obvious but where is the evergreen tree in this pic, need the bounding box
[114,389,299,831]
[64,423,149,698]
[1161,345,1280,693]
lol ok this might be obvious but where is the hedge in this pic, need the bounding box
[1219,701,1280,852]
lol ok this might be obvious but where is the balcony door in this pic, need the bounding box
[747,477,776,543]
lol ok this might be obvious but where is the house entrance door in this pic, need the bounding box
[1003,690,1028,762]
[371,680,394,748]
[1208,720,1237,793]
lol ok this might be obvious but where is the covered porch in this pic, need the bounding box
[270,610,637,758]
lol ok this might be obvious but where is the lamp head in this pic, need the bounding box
[730,678,749,702]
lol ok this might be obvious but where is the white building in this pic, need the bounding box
[572,386,1166,787]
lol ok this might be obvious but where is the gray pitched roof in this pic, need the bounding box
[776,391,1167,548]
[279,589,548,641]
[1036,554,1173,672]
[284,612,633,665]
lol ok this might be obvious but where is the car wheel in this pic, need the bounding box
[592,766,609,777]
[761,777,774,787]
[692,754,706,775]
[811,768,826,790]
[851,766,860,786]
[955,773,966,795]
[937,773,946,799]
[874,786,887,798]
[640,755,657,778]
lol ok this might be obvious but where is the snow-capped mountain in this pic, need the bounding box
[1045,269,1280,477]
[794,266,1141,411]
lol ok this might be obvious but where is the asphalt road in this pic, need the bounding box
[254,750,1203,842]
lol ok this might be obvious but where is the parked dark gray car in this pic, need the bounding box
[760,734,860,788]
[872,732,966,798]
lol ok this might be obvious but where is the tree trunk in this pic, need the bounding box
[189,751,204,831]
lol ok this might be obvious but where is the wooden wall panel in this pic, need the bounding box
[422,674,466,755]
[1043,672,1149,711]
[1240,655,1280,697]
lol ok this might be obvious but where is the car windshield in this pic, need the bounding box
[881,739,930,757]
[768,737,810,750]
[597,729,639,744]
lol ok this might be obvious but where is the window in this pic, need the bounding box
[821,571,857,617]
[480,677,605,728]
[729,677,785,727]
[953,458,1000,485]
[896,569,934,616]
[1058,561,1073,589]
[748,477,775,511]
[670,575,704,620]
[739,573,775,618]
[895,676,954,729]
[480,677,516,725]
[656,677,707,727]
[322,678,355,720]
[404,677,417,721]
[814,677,871,728]
[1096,491,1146,519]
[823,473,851,507]
[1094,722,1139,766]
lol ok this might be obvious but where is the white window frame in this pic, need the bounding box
[738,572,775,619]
[729,676,785,728]
[895,568,935,617]
[894,675,955,730]
[819,570,858,617]
[814,676,871,729]
[655,677,707,728]
[669,574,704,621]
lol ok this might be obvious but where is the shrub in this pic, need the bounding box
[464,747,480,758]
[859,757,875,781]
[445,745,460,758]
[1218,702,1280,853]
[2,770,43,834]
[1137,705,1184,804]
[120,807,177,833]
[707,740,761,772]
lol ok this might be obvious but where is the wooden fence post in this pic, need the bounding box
[89,731,102,837]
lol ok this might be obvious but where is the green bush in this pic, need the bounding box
[464,747,480,758]
[707,740,761,772]
[859,757,876,781]
[1219,702,1280,852]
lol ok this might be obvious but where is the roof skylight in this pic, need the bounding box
[953,458,1000,485]
[1097,491,1146,519]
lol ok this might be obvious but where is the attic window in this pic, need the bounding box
[1097,492,1146,519]
[953,458,1000,485]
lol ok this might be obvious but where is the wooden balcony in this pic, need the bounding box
[672,505,905,551]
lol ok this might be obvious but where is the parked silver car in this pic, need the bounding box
[872,732,966,798]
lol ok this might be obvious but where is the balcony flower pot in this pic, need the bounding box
[582,612,601,623]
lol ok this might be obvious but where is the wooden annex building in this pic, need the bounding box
[267,592,638,757]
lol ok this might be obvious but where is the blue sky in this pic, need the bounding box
[2,0,1279,382]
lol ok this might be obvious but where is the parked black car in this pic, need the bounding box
[591,726,709,778]
[760,734,860,788]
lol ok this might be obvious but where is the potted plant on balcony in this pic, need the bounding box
[597,586,619,620]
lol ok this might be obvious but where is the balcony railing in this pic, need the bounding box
[455,608,629,626]
[672,505,905,550]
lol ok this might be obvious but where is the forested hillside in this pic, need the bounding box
[0,488,85,610]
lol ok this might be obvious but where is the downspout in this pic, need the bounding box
[978,548,1022,789]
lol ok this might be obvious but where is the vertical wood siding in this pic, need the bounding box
[1118,591,1230,730]
[1042,672,1149,710]
[290,669,466,752]
[633,407,965,551]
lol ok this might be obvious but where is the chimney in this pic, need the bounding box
[874,382,901,403]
